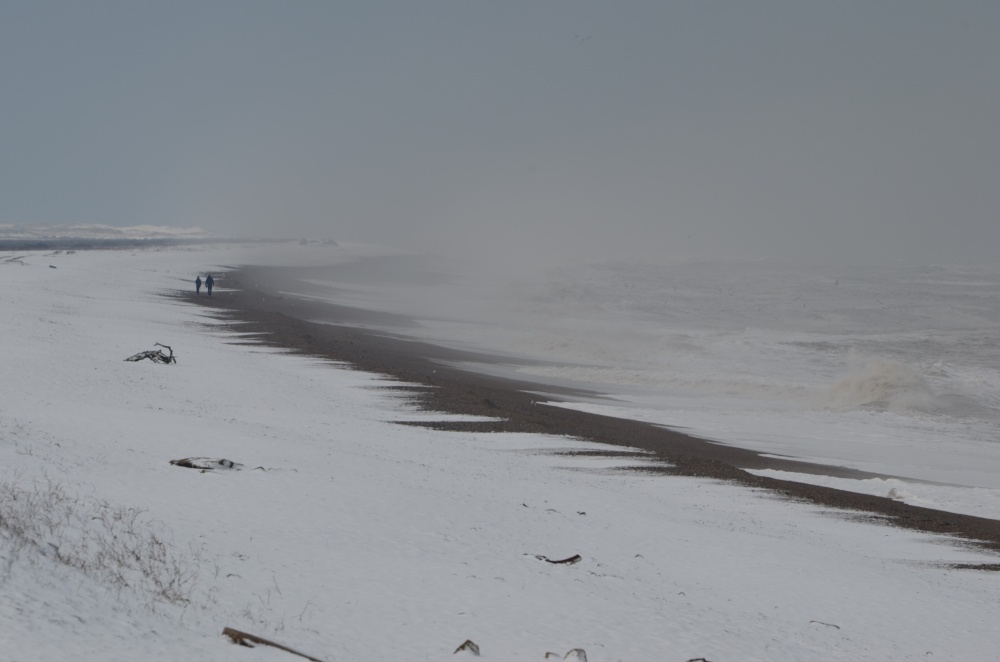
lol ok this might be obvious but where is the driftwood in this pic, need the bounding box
[169,457,242,471]
[454,639,480,655]
[534,554,582,565]
[222,627,327,662]
[125,343,176,364]
[809,620,841,629]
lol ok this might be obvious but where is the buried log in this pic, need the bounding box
[125,343,176,364]
[170,457,243,471]
[222,627,327,662]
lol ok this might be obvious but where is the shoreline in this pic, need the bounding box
[176,265,1000,563]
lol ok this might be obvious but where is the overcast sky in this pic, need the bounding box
[2,1,997,264]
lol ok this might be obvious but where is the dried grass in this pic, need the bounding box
[0,475,200,608]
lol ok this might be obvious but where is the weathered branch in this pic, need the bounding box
[124,343,176,364]
[809,620,841,629]
[454,639,480,655]
[222,627,327,662]
[534,554,582,565]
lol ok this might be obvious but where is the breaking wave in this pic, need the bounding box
[820,355,936,412]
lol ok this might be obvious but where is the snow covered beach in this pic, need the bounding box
[191,260,1000,549]
[3,241,1000,660]
[268,252,1000,521]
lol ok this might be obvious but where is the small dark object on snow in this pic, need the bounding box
[454,640,480,656]
[124,343,176,364]
[809,620,841,629]
[534,554,582,565]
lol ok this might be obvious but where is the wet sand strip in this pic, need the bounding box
[173,267,1000,561]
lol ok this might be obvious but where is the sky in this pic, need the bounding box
[1,1,998,264]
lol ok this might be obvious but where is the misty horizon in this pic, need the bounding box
[2,2,998,265]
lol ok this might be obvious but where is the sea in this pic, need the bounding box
[288,253,1000,520]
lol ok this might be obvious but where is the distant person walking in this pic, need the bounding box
[195,276,202,295]
[205,274,214,296]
